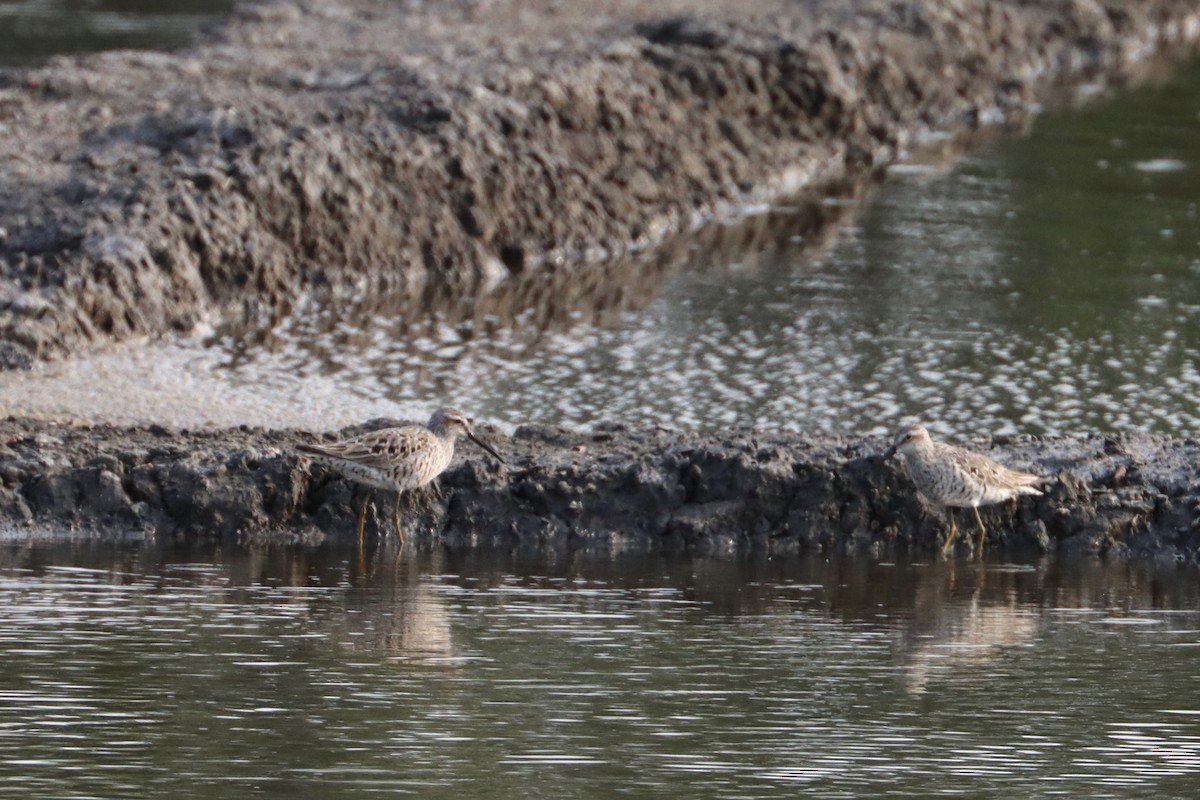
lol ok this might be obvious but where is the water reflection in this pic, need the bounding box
[900,565,1040,696]
[3,58,1198,434]
[194,58,1200,436]
[0,543,1196,797]
[2,11,1200,438]
[0,184,867,429]
[326,554,456,664]
[211,182,866,373]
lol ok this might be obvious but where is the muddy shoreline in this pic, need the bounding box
[0,417,1195,561]
[1,0,1200,365]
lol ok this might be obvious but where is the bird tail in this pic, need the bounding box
[1016,473,1050,495]
[296,443,335,460]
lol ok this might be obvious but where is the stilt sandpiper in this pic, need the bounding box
[884,423,1045,555]
[298,407,504,544]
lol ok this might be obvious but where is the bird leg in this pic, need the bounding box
[940,508,959,556]
[973,506,987,554]
[356,490,374,547]
[392,493,405,545]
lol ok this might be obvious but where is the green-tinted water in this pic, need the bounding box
[0,545,1196,799]
[0,0,233,67]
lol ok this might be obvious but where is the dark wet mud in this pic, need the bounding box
[1,417,1195,561]
[1,0,1199,366]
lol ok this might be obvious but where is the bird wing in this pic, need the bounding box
[297,426,435,471]
[955,447,1045,492]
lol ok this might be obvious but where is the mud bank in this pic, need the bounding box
[2,0,1200,366]
[0,417,1195,561]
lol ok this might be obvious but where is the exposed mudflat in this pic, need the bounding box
[0,416,1195,561]
[2,0,1200,366]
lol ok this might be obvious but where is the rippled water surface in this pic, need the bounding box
[198,58,1200,436]
[0,545,1197,798]
[2,30,1199,435]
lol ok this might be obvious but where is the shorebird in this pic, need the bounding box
[883,423,1045,555]
[298,407,504,544]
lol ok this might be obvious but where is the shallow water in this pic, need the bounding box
[0,544,1196,799]
[284,58,1193,438]
[247,59,1199,436]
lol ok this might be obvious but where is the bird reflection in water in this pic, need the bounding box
[899,562,1040,696]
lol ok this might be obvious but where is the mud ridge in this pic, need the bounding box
[2,0,1200,365]
[0,417,1195,561]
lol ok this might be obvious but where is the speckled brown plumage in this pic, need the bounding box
[298,407,503,543]
[884,423,1045,555]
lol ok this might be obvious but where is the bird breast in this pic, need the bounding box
[901,452,982,508]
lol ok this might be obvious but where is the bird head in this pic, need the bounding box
[430,407,504,464]
[882,423,930,459]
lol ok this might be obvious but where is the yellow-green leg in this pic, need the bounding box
[973,506,987,554]
[940,508,959,556]
[392,493,404,545]
[356,490,374,547]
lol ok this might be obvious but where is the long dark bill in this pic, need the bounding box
[468,432,505,464]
